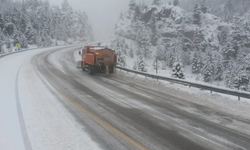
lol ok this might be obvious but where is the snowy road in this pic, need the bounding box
[1,46,250,150]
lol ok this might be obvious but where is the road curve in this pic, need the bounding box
[30,46,250,150]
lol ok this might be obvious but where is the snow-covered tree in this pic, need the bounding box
[118,54,126,67]
[202,52,214,82]
[193,1,201,25]
[152,0,162,6]
[192,51,202,74]
[129,45,134,58]
[138,55,147,72]
[61,0,72,13]
[224,0,233,22]
[200,0,208,13]
[173,0,179,6]
[193,29,206,51]
[133,61,138,70]
[136,26,151,58]
[0,13,5,30]
[172,61,185,79]
[166,45,175,68]
[25,26,35,45]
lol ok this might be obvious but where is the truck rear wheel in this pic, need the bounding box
[88,67,93,75]
[81,62,85,71]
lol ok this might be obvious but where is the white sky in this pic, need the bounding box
[48,0,169,40]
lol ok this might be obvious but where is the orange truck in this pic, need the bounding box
[77,46,117,75]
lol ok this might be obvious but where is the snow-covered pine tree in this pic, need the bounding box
[156,46,165,60]
[228,68,249,91]
[129,45,134,58]
[214,62,223,81]
[119,12,124,21]
[173,0,179,6]
[0,13,5,30]
[152,0,162,6]
[224,0,233,22]
[172,62,184,79]
[192,51,202,74]
[193,1,201,25]
[166,52,175,68]
[200,0,208,13]
[218,26,229,46]
[138,55,147,72]
[61,0,72,13]
[231,25,244,58]
[25,26,35,45]
[0,30,4,53]
[193,29,206,51]
[133,61,138,70]
[202,52,214,82]
[136,26,151,58]
[118,53,126,67]
[212,51,224,81]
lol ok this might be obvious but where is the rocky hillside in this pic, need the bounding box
[111,0,250,91]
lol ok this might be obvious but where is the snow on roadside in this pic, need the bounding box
[0,47,101,150]
[115,70,250,120]
[19,55,101,150]
[0,50,27,150]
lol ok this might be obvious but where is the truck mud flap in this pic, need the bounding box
[76,61,82,68]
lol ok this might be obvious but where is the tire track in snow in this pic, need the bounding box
[15,66,33,150]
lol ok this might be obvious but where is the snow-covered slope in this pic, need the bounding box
[111,1,250,92]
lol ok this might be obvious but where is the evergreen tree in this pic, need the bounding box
[133,61,138,70]
[172,59,184,79]
[129,45,134,58]
[202,52,214,82]
[4,23,15,37]
[224,0,233,22]
[152,0,162,6]
[193,1,201,25]
[218,26,229,46]
[231,25,244,58]
[214,63,223,81]
[200,0,208,13]
[136,26,151,58]
[119,12,124,20]
[61,0,72,13]
[0,13,4,30]
[25,26,35,45]
[193,29,206,51]
[192,51,202,73]
[166,51,175,68]
[173,0,179,6]
[138,55,147,72]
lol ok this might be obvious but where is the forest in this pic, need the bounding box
[111,0,250,91]
[0,0,93,52]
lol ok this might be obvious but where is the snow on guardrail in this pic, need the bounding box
[116,66,250,100]
[0,44,83,59]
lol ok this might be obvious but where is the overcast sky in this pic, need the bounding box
[48,0,170,40]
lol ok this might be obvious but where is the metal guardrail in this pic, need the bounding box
[116,66,250,100]
[0,44,82,59]
[0,48,38,58]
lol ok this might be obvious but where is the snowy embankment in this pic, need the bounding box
[0,47,101,150]
[116,69,250,120]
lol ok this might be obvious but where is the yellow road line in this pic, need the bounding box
[59,92,149,150]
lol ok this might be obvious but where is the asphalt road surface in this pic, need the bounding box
[30,46,250,150]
